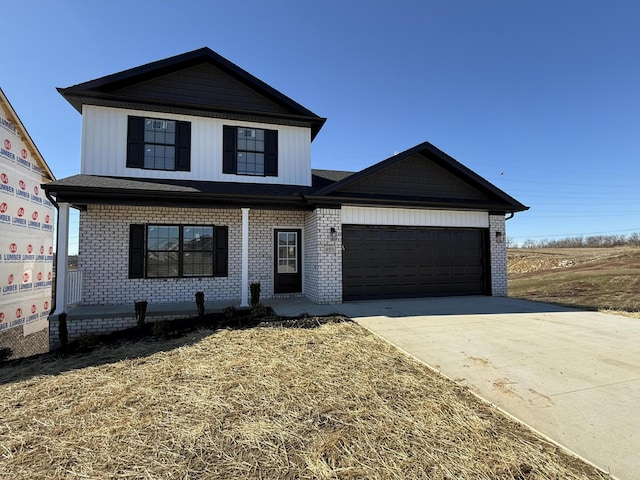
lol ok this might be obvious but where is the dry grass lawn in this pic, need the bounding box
[0,321,609,479]
[509,247,640,318]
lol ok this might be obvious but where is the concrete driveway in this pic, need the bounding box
[342,296,639,480]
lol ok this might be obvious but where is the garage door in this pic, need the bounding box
[342,226,488,301]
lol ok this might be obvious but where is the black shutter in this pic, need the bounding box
[264,129,278,176]
[175,121,191,171]
[126,117,144,168]
[129,224,145,278]
[222,126,237,174]
[214,226,228,277]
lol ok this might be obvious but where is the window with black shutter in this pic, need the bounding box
[126,116,191,171]
[223,125,277,176]
[128,224,228,278]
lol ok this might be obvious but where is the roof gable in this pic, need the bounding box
[339,152,488,200]
[315,142,528,212]
[116,63,292,116]
[58,47,326,138]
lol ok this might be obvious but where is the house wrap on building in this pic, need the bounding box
[0,88,56,359]
[43,48,527,343]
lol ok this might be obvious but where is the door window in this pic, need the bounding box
[277,232,298,273]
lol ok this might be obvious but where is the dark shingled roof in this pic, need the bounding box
[311,169,355,189]
[309,142,528,213]
[43,170,356,209]
[43,149,526,213]
[46,170,355,195]
[57,47,326,139]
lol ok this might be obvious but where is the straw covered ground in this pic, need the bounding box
[0,319,609,479]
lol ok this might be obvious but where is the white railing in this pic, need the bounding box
[67,270,83,306]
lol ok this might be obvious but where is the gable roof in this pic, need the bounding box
[309,142,528,213]
[57,47,326,139]
[0,87,55,181]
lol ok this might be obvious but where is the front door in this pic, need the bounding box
[274,229,302,294]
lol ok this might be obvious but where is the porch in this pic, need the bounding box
[53,205,343,318]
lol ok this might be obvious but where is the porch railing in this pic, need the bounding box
[67,269,83,306]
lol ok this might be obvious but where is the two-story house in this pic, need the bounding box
[43,47,527,341]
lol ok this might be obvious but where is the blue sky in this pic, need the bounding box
[3,0,640,252]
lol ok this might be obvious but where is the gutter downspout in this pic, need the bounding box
[44,189,59,316]
[44,189,70,317]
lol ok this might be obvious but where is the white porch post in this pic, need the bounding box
[240,207,250,307]
[55,202,70,314]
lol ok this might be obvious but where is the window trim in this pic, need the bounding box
[129,224,228,279]
[146,224,214,278]
[223,125,278,177]
[142,118,177,171]
[146,224,185,278]
[126,116,191,172]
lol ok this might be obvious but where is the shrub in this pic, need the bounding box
[78,334,99,350]
[152,320,169,336]
[251,303,268,318]
[223,306,237,320]
[250,282,261,306]
[58,312,69,349]
[195,291,205,318]
[135,301,148,328]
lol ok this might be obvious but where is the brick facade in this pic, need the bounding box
[78,206,509,305]
[51,205,312,347]
[79,205,242,305]
[78,205,309,306]
[62,205,510,347]
[489,214,508,296]
[246,209,306,297]
[304,208,342,304]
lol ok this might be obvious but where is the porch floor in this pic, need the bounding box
[64,297,341,321]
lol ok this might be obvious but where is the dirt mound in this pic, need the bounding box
[507,247,636,274]
[508,247,640,315]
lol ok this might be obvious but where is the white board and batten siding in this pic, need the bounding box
[341,206,489,228]
[81,105,313,186]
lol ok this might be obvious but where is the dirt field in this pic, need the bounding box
[0,321,608,479]
[508,246,640,316]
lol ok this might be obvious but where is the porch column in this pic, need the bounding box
[240,207,250,307]
[55,202,70,314]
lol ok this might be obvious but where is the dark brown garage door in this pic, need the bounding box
[342,226,488,301]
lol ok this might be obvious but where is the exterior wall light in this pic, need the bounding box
[330,227,337,242]
[495,231,504,243]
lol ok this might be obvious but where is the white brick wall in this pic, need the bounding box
[304,208,342,304]
[79,205,241,305]
[247,209,306,298]
[303,211,318,301]
[78,205,306,306]
[489,214,508,296]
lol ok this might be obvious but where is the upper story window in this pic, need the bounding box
[126,116,191,171]
[223,125,278,177]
